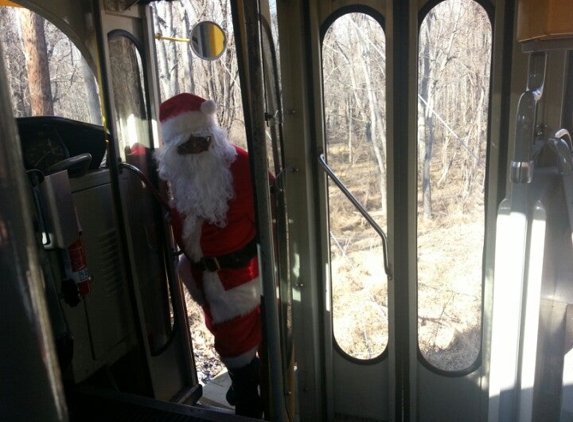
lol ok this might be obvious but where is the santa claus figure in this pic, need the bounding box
[155,93,263,418]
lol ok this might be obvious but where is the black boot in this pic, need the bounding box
[226,358,263,418]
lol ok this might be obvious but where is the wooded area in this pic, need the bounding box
[0,7,101,122]
[0,0,492,372]
[322,1,491,370]
[153,0,244,134]
[0,1,242,133]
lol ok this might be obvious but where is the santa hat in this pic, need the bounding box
[159,93,217,144]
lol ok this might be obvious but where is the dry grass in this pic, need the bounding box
[328,142,484,371]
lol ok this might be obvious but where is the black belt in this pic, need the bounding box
[193,237,258,272]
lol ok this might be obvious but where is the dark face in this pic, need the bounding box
[177,134,212,155]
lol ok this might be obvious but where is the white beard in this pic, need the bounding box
[154,126,237,255]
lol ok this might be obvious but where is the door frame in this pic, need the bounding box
[276,0,513,420]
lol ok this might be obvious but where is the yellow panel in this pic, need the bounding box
[0,0,22,7]
[517,0,573,42]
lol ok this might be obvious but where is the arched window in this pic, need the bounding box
[417,0,492,372]
[322,11,388,360]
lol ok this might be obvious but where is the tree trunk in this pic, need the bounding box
[19,8,53,116]
[167,2,180,96]
[422,113,434,219]
[183,7,196,94]
[346,98,353,164]
[363,60,386,215]
[154,3,174,99]
[419,16,433,219]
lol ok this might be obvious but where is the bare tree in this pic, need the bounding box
[18,8,53,116]
[1,8,101,123]
[418,0,490,212]
[418,15,434,219]
[1,7,28,117]
[418,5,463,219]
[154,2,178,99]
[81,59,102,125]
[152,0,243,136]
[322,13,387,214]
[416,0,491,371]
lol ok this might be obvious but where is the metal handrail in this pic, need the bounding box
[318,153,392,279]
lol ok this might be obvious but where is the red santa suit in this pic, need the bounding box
[156,93,262,371]
[171,146,262,369]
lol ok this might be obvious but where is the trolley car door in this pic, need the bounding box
[277,0,504,420]
[92,0,199,402]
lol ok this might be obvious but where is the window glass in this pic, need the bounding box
[417,0,491,371]
[0,6,101,124]
[108,35,150,160]
[108,33,174,355]
[323,12,388,360]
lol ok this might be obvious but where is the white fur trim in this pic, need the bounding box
[157,135,236,229]
[221,346,258,369]
[161,110,216,144]
[202,274,262,324]
[177,255,205,306]
[201,99,217,115]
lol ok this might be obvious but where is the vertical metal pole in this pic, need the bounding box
[235,0,288,420]
[388,0,413,420]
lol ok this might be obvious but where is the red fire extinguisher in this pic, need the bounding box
[61,210,91,306]
[66,236,91,296]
